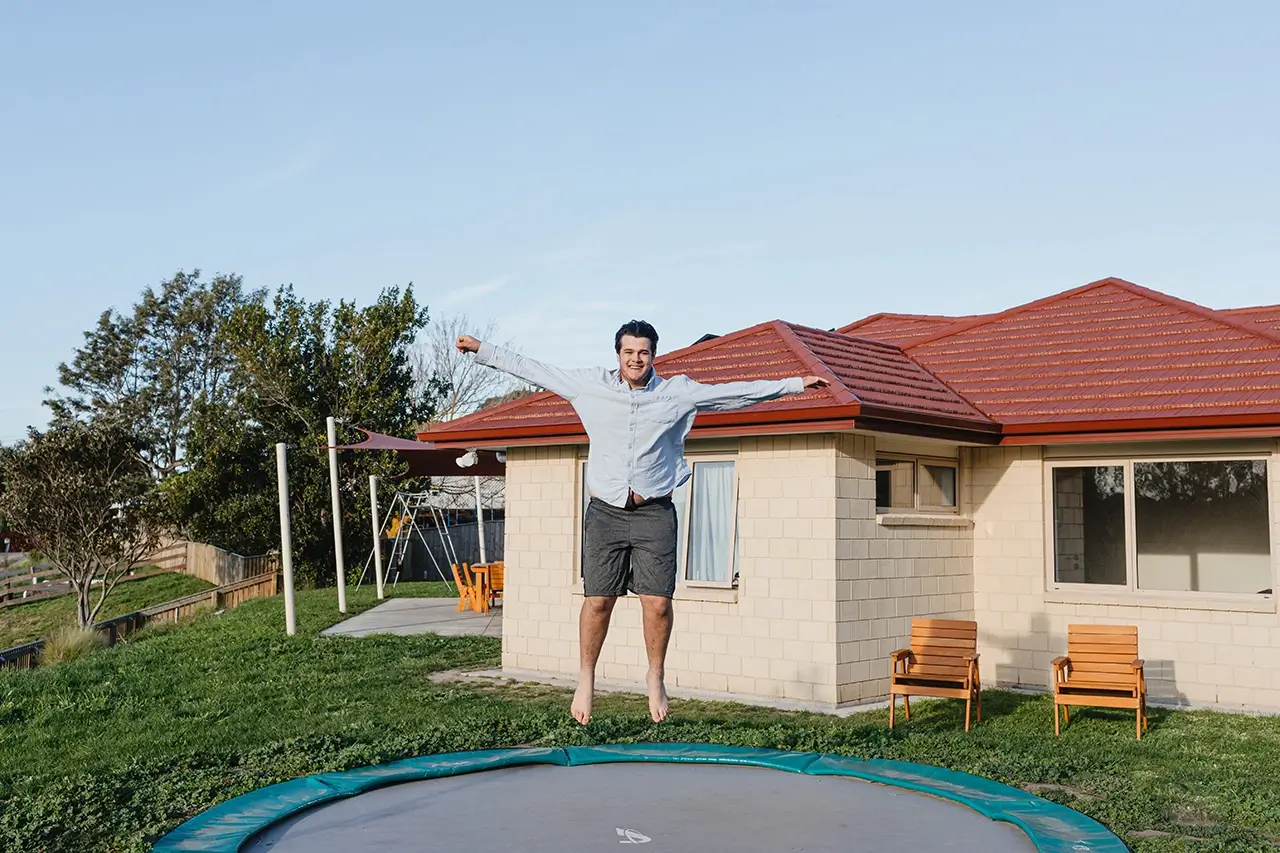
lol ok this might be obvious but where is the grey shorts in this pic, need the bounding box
[582,496,678,598]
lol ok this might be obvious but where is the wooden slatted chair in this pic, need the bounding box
[888,618,981,731]
[486,560,504,609]
[1052,624,1147,739]
[450,562,479,612]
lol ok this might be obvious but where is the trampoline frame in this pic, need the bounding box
[152,743,1128,853]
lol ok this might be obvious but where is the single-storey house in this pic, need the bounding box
[417,277,1280,714]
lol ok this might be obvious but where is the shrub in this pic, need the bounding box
[38,625,108,666]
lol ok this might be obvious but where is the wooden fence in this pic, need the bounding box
[141,540,276,586]
[399,519,505,582]
[0,569,279,672]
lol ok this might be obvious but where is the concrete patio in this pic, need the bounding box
[322,597,501,639]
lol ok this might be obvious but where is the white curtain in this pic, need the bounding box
[686,461,735,582]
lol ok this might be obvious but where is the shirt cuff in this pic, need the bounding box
[476,340,500,366]
[788,376,807,394]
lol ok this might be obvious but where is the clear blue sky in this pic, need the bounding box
[3,2,1279,443]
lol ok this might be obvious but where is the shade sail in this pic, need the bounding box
[329,428,506,478]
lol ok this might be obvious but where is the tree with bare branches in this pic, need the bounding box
[0,417,164,627]
[413,312,533,422]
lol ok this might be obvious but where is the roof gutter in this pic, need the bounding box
[1001,424,1280,445]
[998,412,1280,444]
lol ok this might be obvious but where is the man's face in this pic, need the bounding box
[616,334,654,387]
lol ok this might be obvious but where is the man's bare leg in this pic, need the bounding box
[640,594,673,722]
[573,595,616,724]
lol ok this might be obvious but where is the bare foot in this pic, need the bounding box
[572,672,594,724]
[647,670,669,722]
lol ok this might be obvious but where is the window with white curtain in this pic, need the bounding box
[579,457,740,588]
[683,460,737,584]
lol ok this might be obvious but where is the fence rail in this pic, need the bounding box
[0,567,172,609]
[0,540,276,609]
[0,568,279,672]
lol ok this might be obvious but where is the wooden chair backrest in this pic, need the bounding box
[1067,624,1138,684]
[488,561,504,592]
[450,562,473,591]
[908,618,977,680]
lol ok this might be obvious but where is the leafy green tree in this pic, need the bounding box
[47,270,255,479]
[163,283,447,587]
[0,417,163,626]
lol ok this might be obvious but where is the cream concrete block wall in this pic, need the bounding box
[500,436,842,706]
[967,442,1280,711]
[720,434,839,704]
[498,445,580,676]
[834,435,975,704]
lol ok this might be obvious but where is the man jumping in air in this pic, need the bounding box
[457,321,828,724]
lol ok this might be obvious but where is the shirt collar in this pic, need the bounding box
[612,367,661,391]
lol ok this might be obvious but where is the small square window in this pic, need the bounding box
[876,456,959,513]
[920,463,957,509]
[876,458,915,509]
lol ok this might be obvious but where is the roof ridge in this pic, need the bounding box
[652,318,780,365]
[1222,303,1280,314]
[901,278,1122,350]
[901,277,1280,352]
[793,323,936,357]
[1107,279,1280,348]
[836,311,979,335]
[771,322,861,406]
[782,321,996,423]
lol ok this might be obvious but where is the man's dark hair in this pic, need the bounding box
[615,320,658,353]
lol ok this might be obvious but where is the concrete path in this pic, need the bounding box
[322,597,501,639]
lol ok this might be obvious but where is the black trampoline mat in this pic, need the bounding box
[245,762,1038,852]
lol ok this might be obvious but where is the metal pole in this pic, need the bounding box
[326,417,347,613]
[475,475,487,564]
[275,442,296,636]
[369,475,385,599]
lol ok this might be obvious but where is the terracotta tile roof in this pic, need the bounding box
[786,325,991,426]
[417,277,1280,448]
[419,320,995,445]
[1223,304,1280,333]
[836,313,990,347]
[902,278,1280,429]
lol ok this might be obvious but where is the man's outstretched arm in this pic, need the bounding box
[456,335,589,401]
[682,374,830,412]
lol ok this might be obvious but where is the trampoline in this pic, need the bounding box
[152,744,1127,853]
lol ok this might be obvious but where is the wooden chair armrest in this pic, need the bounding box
[963,652,980,662]
[1051,656,1070,669]
[1131,659,1144,670]
[890,649,912,675]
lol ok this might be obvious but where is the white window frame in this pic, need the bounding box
[575,452,740,591]
[674,455,740,589]
[1043,454,1277,604]
[875,453,960,514]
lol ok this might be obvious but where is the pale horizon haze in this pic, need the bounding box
[3,2,1279,442]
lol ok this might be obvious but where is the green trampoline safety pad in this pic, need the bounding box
[151,744,1128,853]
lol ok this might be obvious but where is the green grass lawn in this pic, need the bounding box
[0,572,216,649]
[1,582,1278,852]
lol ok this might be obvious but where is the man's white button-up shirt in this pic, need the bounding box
[476,342,806,508]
